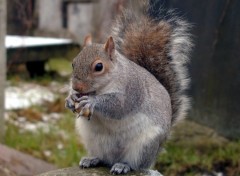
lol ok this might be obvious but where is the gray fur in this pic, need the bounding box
[93,62,144,120]
[111,163,131,174]
[79,157,101,168]
[73,52,172,172]
[111,3,193,124]
[65,1,192,174]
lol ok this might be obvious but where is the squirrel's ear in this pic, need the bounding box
[104,36,115,60]
[84,34,92,46]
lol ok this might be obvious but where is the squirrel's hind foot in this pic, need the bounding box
[79,157,101,168]
[110,163,131,175]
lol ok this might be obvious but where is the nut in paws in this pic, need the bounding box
[75,96,95,120]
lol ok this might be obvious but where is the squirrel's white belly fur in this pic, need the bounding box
[75,112,163,169]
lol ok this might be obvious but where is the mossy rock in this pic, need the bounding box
[38,166,163,176]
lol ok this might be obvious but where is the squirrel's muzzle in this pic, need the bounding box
[72,82,88,93]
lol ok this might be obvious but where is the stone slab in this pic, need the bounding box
[0,144,57,176]
[38,166,163,176]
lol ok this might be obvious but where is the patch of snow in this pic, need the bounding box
[5,84,56,110]
[5,111,63,134]
[42,115,49,122]
[49,82,69,94]
[18,117,26,123]
[51,113,62,120]
[42,113,62,122]
[24,123,37,132]
[57,143,64,150]
[36,122,51,134]
[43,150,52,157]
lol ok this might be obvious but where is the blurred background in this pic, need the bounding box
[0,0,240,175]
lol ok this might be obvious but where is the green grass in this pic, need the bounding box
[5,116,240,175]
[155,121,240,176]
[7,58,72,86]
[46,58,72,76]
[5,111,86,167]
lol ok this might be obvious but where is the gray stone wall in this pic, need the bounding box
[67,2,94,42]
[38,0,62,32]
[37,0,125,43]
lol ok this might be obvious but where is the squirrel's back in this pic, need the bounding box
[111,1,193,124]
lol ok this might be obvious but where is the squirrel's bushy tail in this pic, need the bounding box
[111,1,193,124]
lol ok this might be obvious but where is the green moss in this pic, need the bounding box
[5,112,86,168]
[155,121,240,175]
[46,58,72,76]
[7,58,72,85]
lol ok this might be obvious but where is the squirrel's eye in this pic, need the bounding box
[95,63,103,72]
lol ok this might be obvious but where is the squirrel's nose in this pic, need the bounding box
[72,82,88,92]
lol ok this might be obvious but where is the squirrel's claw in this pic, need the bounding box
[71,94,78,102]
[65,96,75,112]
[110,163,131,175]
[76,100,89,110]
[65,92,83,113]
[79,157,101,168]
[77,96,95,120]
[76,96,89,102]
[79,104,91,120]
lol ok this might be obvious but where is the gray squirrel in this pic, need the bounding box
[65,1,192,175]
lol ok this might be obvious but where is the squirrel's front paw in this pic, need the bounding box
[65,93,81,112]
[75,96,95,120]
[65,95,75,112]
